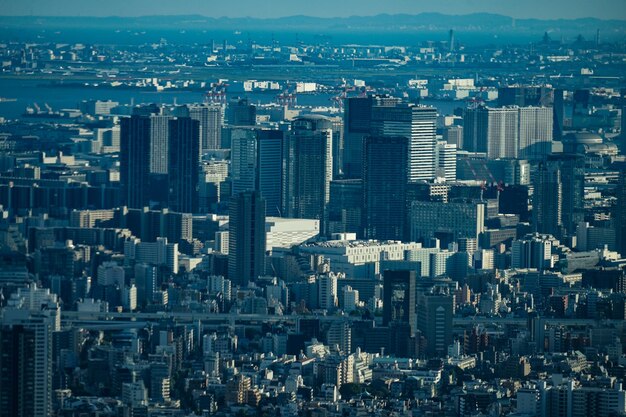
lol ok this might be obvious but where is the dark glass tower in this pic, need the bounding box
[168,117,200,213]
[228,191,266,287]
[383,269,417,336]
[363,136,408,241]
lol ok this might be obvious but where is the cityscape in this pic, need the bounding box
[1,1,626,416]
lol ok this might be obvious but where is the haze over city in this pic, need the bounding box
[0,1,625,417]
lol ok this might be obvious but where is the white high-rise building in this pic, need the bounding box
[341,285,360,312]
[436,140,457,181]
[518,106,553,160]
[189,104,223,152]
[318,272,339,311]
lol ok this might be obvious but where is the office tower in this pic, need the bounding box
[363,136,408,241]
[228,191,266,287]
[230,127,284,216]
[168,117,200,213]
[410,200,485,247]
[497,86,554,107]
[282,115,333,233]
[120,115,153,208]
[533,154,584,238]
[464,106,551,160]
[614,163,626,257]
[371,104,438,182]
[436,140,457,181]
[511,235,555,270]
[342,95,401,178]
[383,270,417,335]
[417,289,454,357]
[0,286,60,417]
[317,272,338,311]
[553,89,565,140]
[329,116,344,178]
[533,160,562,237]
[256,129,284,217]
[443,125,463,148]
[189,104,223,152]
[230,127,258,195]
[518,107,553,160]
[228,98,256,126]
[328,179,363,236]
[120,108,173,208]
[463,106,519,158]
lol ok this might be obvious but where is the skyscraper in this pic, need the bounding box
[228,191,266,287]
[120,115,154,208]
[615,163,626,257]
[518,107,553,160]
[436,140,457,181]
[228,127,284,216]
[463,106,519,159]
[120,108,172,208]
[533,154,584,238]
[188,104,223,152]
[342,95,401,179]
[168,117,200,213]
[463,106,552,160]
[417,289,454,357]
[371,104,438,182]
[256,129,284,217]
[0,285,60,417]
[282,115,333,233]
[228,98,256,126]
[328,179,363,236]
[363,136,408,241]
[383,269,417,335]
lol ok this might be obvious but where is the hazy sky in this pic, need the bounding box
[1,0,625,20]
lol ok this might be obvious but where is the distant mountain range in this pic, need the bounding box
[0,13,624,34]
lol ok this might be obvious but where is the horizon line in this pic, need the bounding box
[0,12,624,22]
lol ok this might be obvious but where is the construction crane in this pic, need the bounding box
[204,81,228,104]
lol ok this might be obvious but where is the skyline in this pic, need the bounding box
[0,0,625,20]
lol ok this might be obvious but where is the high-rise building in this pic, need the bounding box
[228,191,266,287]
[328,179,363,236]
[463,106,519,158]
[497,86,554,107]
[436,140,457,181]
[417,289,454,357]
[363,136,408,241]
[256,129,284,217]
[518,107,553,159]
[410,200,485,247]
[383,270,417,335]
[463,106,552,160]
[329,116,344,178]
[342,95,401,179]
[614,163,626,257]
[120,113,165,208]
[228,98,256,126]
[0,285,60,417]
[229,127,284,216]
[188,104,223,152]
[230,127,258,195]
[533,154,584,238]
[282,115,333,233]
[317,272,338,311]
[443,125,464,148]
[533,160,562,237]
[511,234,555,270]
[371,104,438,182]
[168,117,200,213]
